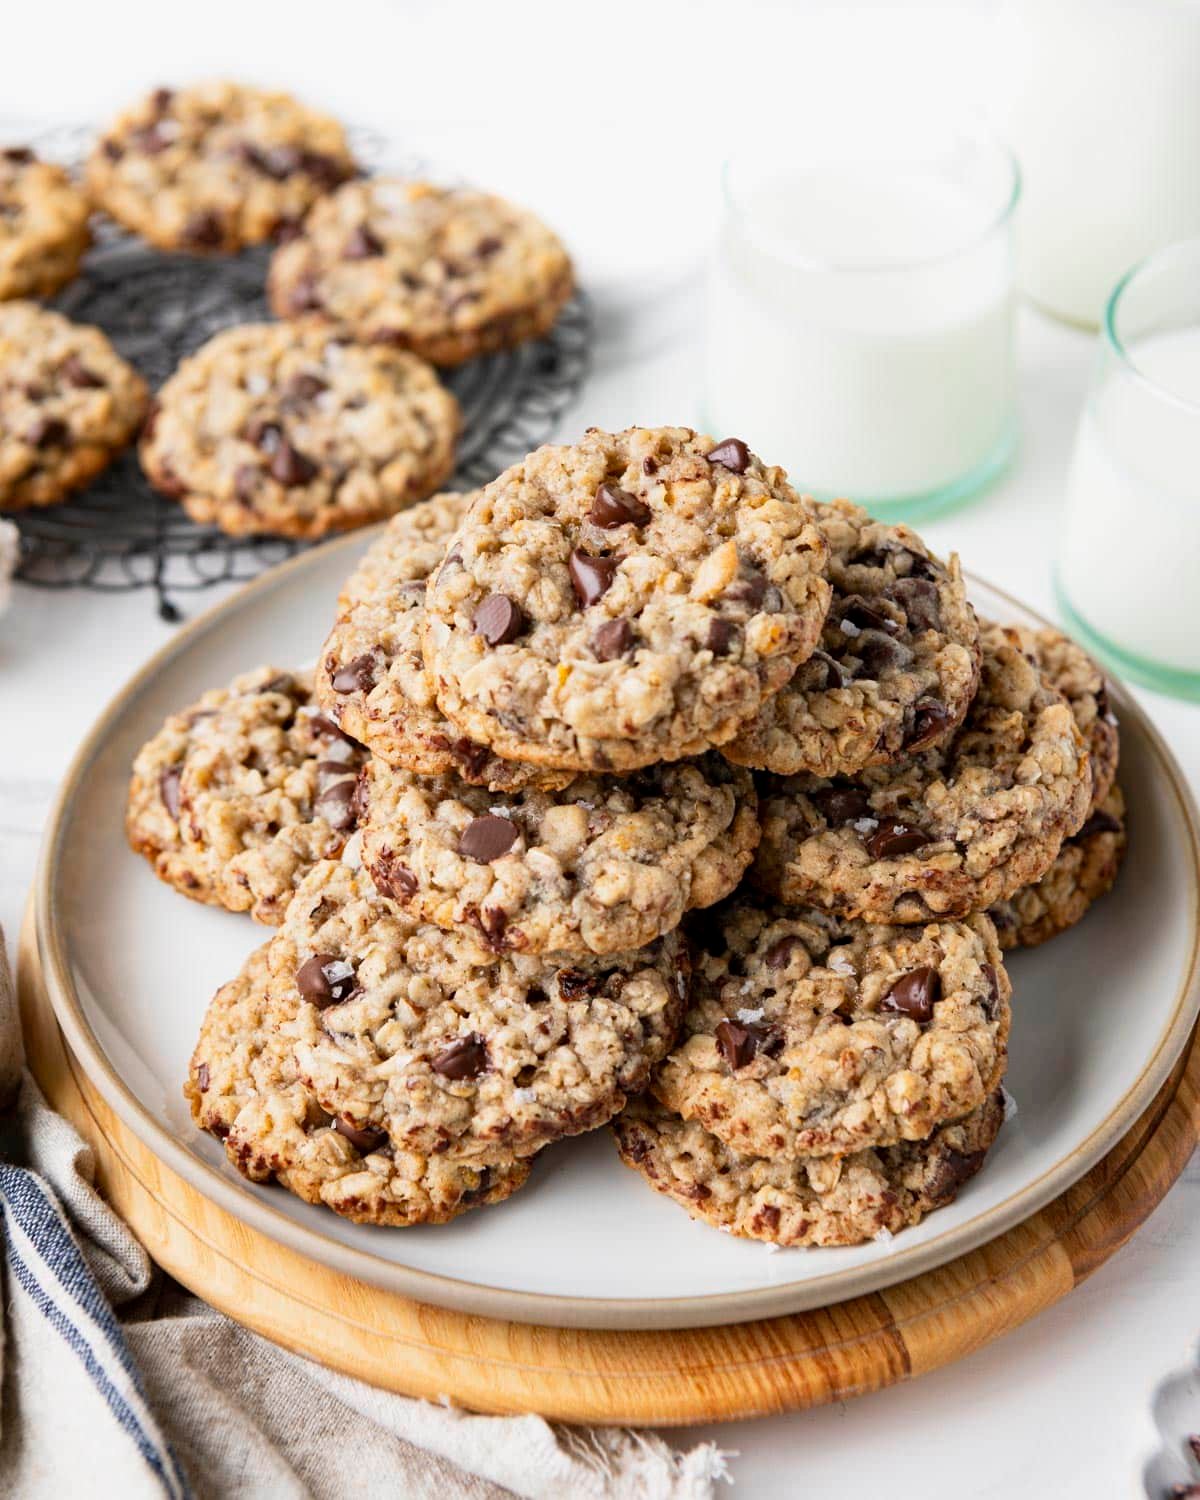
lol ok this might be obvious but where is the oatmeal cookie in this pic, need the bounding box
[268,178,574,366]
[139,321,459,539]
[268,861,688,1165]
[652,898,1009,1159]
[0,145,90,300]
[186,944,530,1225]
[724,499,980,777]
[0,302,148,511]
[87,82,356,253]
[990,784,1126,950]
[423,426,832,772]
[992,622,1119,810]
[753,620,1092,922]
[613,1089,1004,1247]
[357,753,759,955]
[126,665,363,923]
[315,491,567,790]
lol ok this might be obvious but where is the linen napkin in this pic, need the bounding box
[0,925,732,1499]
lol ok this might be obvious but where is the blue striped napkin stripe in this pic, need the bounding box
[0,1166,192,1500]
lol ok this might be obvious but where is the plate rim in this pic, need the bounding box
[32,532,1200,1330]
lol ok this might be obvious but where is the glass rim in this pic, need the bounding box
[718,127,1021,274]
[1104,239,1200,416]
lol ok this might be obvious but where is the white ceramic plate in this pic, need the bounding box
[34,535,1200,1330]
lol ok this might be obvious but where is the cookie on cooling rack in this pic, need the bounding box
[268,178,574,366]
[86,82,357,253]
[139,321,459,539]
[0,145,90,301]
[266,860,688,1167]
[422,426,832,773]
[126,665,364,923]
[613,1090,1004,1248]
[0,302,148,512]
[187,943,533,1225]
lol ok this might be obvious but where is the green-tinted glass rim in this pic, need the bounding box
[1103,239,1200,418]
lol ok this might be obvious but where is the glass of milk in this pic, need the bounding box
[1058,240,1200,699]
[705,125,1019,520]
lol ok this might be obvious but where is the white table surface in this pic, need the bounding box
[2,5,1198,1494]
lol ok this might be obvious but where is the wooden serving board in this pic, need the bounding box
[18,909,1200,1427]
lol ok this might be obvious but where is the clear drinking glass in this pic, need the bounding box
[704,125,1020,521]
[1057,240,1200,700]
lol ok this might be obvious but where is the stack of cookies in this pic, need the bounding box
[127,425,1125,1247]
[1,82,572,537]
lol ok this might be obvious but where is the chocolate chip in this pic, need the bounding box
[431,1034,488,1080]
[887,576,941,633]
[333,1118,388,1154]
[476,235,503,258]
[314,779,356,831]
[458,814,519,862]
[182,210,224,248]
[1072,808,1123,842]
[811,785,871,826]
[2,147,34,164]
[447,739,490,781]
[556,968,599,1001]
[866,820,931,858]
[150,87,175,113]
[642,456,658,475]
[715,1019,758,1069]
[372,853,417,901]
[593,618,633,660]
[300,149,354,190]
[271,214,304,244]
[923,1145,987,1204]
[343,224,384,260]
[102,139,124,162]
[25,417,67,449]
[129,124,170,154]
[765,935,803,969]
[286,274,323,314]
[469,906,509,950]
[160,766,182,818]
[981,962,1001,1018]
[242,415,282,450]
[706,437,751,473]
[856,630,913,677]
[59,354,103,389]
[802,648,850,691]
[724,568,769,608]
[590,482,651,528]
[839,596,898,635]
[706,618,737,656]
[234,465,260,504]
[196,1061,210,1092]
[310,711,361,746]
[881,965,941,1022]
[242,141,304,179]
[568,550,618,607]
[907,699,953,751]
[473,593,524,645]
[270,440,318,486]
[296,953,358,1008]
[331,652,379,694]
[282,372,328,404]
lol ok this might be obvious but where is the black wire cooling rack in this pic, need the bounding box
[7,125,593,621]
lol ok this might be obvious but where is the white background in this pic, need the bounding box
[2,3,1199,1494]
